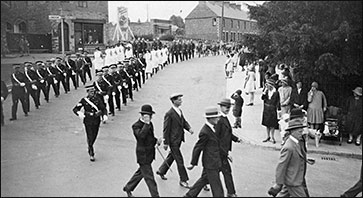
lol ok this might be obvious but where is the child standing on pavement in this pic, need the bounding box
[231,89,244,128]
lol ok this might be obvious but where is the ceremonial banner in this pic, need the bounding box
[118,6,129,28]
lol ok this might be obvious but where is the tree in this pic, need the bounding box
[169,15,185,28]
[246,1,362,106]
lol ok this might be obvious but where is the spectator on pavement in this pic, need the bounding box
[230,89,244,128]
[261,79,280,144]
[277,78,293,114]
[244,64,257,106]
[307,81,327,134]
[1,80,9,126]
[344,86,362,146]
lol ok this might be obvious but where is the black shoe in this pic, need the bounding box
[24,113,28,117]
[156,171,167,180]
[9,118,17,121]
[203,185,210,191]
[271,139,276,144]
[36,106,39,109]
[227,193,238,197]
[123,187,134,197]
[355,140,361,146]
[347,139,353,144]
[263,137,271,142]
[179,181,190,189]
[90,156,95,162]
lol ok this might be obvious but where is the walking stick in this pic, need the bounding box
[156,145,173,173]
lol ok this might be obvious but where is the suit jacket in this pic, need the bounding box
[132,119,157,165]
[11,71,28,95]
[275,136,307,187]
[231,93,244,117]
[190,124,221,170]
[215,116,239,157]
[163,107,191,146]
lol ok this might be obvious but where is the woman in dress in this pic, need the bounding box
[307,81,327,133]
[144,50,153,79]
[244,63,257,106]
[344,87,362,146]
[225,54,233,78]
[261,79,280,144]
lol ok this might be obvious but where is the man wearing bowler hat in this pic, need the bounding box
[216,98,242,197]
[268,118,311,197]
[72,85,107,162]
[184,106,224,197]
[123,104,162,197]
[156,93,195,189]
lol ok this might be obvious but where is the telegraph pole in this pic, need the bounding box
[221,1,225,42]
[60,8,65,56]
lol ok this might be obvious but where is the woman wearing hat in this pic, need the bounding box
[307,81,327,134]
[244,63,257,106]
[261,78,280,144]
[344,87,362,146]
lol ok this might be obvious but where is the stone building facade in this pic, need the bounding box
[185,1,258,42]
[1,1,108,54]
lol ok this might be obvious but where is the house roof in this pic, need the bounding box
[186,1,256,22]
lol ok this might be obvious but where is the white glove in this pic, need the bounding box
[31,84,38,90]
[54,79,58,84]
[135,73,138,77]
[104,95,109,100]
[40,80,44,83]
[63,73,67,77]
[77,111,85,119]
[112,92,116,96]
[103,115,108,121]
[1,97,4,102]
[20,82,26,87]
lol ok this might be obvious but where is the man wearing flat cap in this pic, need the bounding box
[184,106,224,197]
[123,104,162,197]
[268,119,310,197]
[35,61,49,103]
[73,85,107,162]
[24,61,40,111]
[156,93,195,189]
[10,64,29,120]
[216,98,242,197]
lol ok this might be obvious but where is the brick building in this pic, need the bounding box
[1,1,108,54]
[185,1,258,42]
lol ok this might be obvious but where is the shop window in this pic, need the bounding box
[74,22,103,46]
[237,21,240,29]
[231,19,233,28]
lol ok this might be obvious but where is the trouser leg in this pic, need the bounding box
[85,123,100,157]
[186,169,209,197]
[11,96,19,119]
[170,145,189,182]
[158,151,175,175]
[140,164,159,197]
[221,156,236,195]
[206,168,224,197]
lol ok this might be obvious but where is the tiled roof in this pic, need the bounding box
[186,1,256,22]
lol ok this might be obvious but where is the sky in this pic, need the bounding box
[108,1,265,24]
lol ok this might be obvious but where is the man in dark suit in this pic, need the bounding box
[54,57,69,94]
[123,104,162,197]
[64,53,78,90]
[291,81,308,110]
[268,119,310,197]
[83,51,93,82]
[184,106,224,197]
[45,59,60,98]
[216,98,242,197]
[10,64,29,121]
[156,93,195,188]
[1,80,9,126]
[72,85,107,162]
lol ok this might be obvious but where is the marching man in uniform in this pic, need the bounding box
[72,85,107,162]
[10,64,29,121]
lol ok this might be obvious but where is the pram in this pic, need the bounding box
[319,106,343,146]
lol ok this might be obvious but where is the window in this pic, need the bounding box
[223,19,225,27]
[212,18,217,26]
[78,1,87,8]
[75,22,103,45]
[244,21,247,30]
[237,21,240,29]
[6,22,12,32]
[231,19,233,28]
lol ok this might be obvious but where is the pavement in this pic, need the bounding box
[1,53,362,159]
[226,67,362,159]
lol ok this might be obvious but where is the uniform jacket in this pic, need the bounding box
[36,67,49,85]
[46,66,60,83]
[73,95,107,125]
[190,124,222,170]
[24,69,40,90]
[275,136,307,187]
[163,107,191,146]
[11,71,28,95]
[93,79,110,96]
[215,115,239,157]
[65,59,76,75]
[132,119,158,165]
